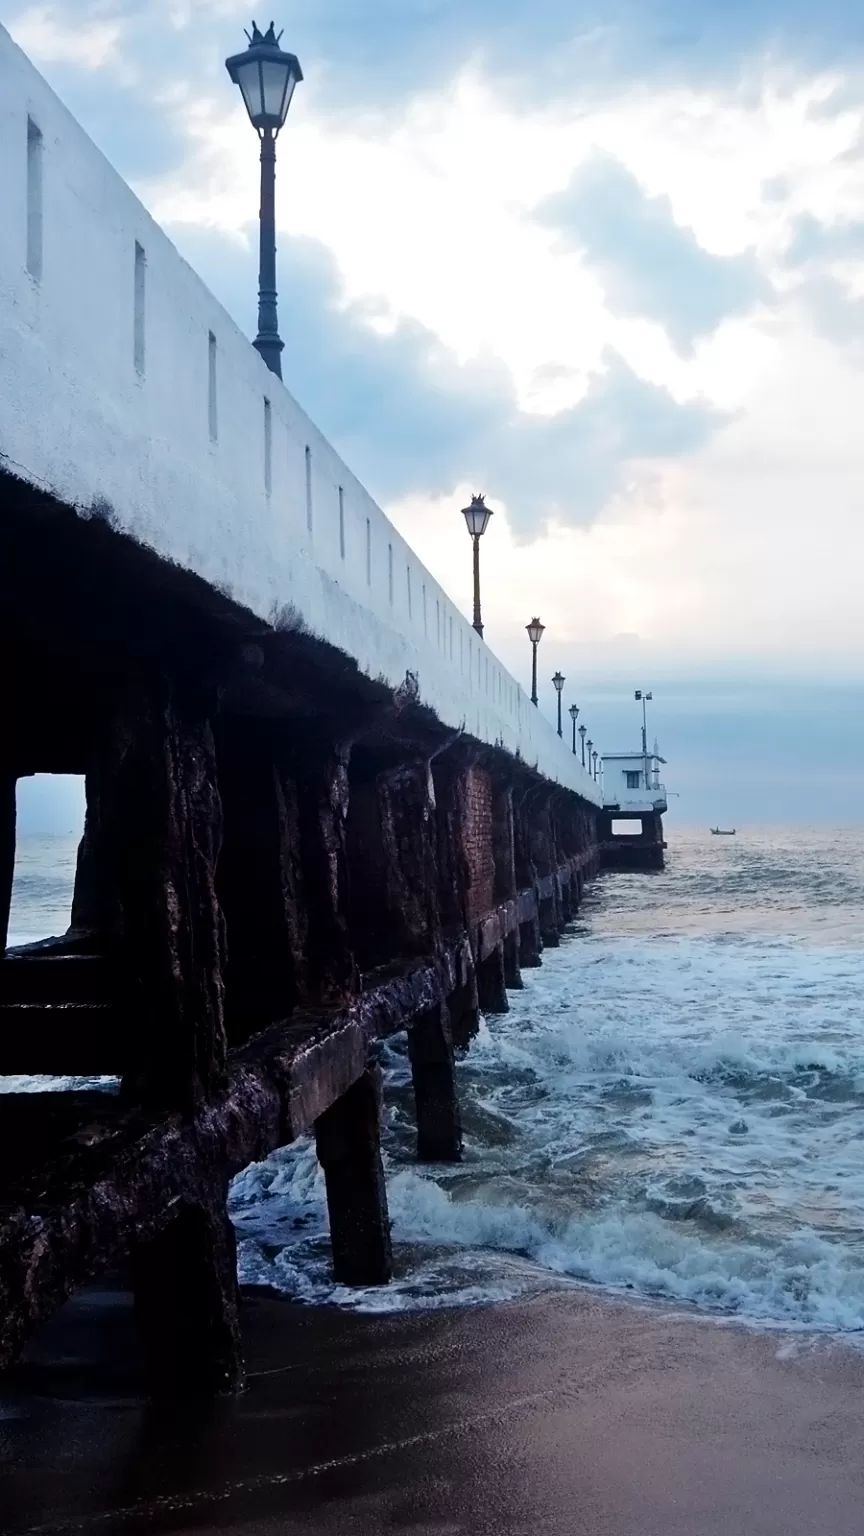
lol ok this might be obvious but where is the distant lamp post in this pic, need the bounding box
[635,688,653,787]
[568,702,579,755]
[526,616,545,706]
[578,723,587,768]
[552,671,565,737]
[586,738,593,777]
[226,21,303,380]
[461,494,493,637]
[592,749,599,781]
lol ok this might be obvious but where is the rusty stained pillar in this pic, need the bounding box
[502,928,524,989]
[132,1183,244,1395]
[476,941,508,1016]
[293,743,358,1006]
[346,756,439,971]
[449,945,481,1051]
[88,681,243,1391]
[315,1063,393,1286]
[216,726,307,1041]
[408,1001,462,1162]
[0,773,16,953]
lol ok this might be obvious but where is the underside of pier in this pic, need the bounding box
[0,467,601,1390]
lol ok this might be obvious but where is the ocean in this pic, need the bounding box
[9,827,864,1334]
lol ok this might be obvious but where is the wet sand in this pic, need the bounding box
[2,1284,864,1534]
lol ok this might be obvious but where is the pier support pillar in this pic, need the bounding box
[519,915,542,968]
[294,747,357,1005]
[503,929,523,989]
[0,774,15,953]
[408,1002,462,1162]
[477,942,508,1015]
[315,1064,393,1286]
[539,894,560,949]
[449,963,480,1051]
[132,1188,244,1395]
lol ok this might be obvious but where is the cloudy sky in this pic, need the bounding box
[5,0,864,825]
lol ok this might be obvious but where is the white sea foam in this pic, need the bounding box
[230,831,864,1333]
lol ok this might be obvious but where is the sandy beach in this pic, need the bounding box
[2,1283,863,1535]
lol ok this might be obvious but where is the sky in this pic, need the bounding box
[4,0,864,827]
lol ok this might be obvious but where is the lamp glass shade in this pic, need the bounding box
[526,617,545,646]
[568,704,579,720]
[226,38,302,130]
[552,671,565,693]
[461,495,492,538]
[579,724,586,738]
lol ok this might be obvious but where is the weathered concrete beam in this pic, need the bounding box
[476,943,508,1016]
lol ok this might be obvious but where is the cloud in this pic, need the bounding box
[173,223,720,538]
[7,5,122,68]
[536,151,770,350]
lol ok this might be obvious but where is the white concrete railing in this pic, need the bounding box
[0,25,599,804]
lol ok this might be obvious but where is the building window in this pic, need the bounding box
[133,241,146,375]
[365,518,371,584]
[208,332,218,442]
[625,771,641,789]
[26,117,43,281]
[305,446,313,533]
[388,542,394,604]
[263,397,272,493]
[338,486,345,559]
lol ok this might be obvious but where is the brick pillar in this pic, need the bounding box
[0,774,15,953]
[408,1002,462,1161]
[315,1064,393,1286]
[491,781,516,904]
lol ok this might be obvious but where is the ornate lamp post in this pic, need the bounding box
[461,494,493,637]
[578,723,587,768]
[525,617,544,705]
[226,21,303,380]
[552,671,565,737]
[568,702,579,754]
[592,749,599,781]
[586,738,593,777]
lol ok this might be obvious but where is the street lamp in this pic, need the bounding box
[635,688,653,787]
[552,672,565,737]
[578,723,587,768]
[526,617,544,706]
[226,22,303,380]
[568,702,579,755]
[592,749,599,781]
[461,494,493,637]
[586,738,593,777]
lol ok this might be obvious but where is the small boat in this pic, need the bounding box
[710,827,736,836]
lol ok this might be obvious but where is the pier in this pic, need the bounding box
[0,23,606,1391]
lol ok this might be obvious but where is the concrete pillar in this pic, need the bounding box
[0,774,15,953]
[539,894,560,948]
[294,746,358,1005]
[132,1188,244,1395]
[70,767,123,938]
[216,729,306,1041]
[449,965,480,1051]
[503,929,523,989]
[519,915,542,968]
[477,943,508,1015]
[315,1064,393,1286]
[346,758,439,971]
[89,682,243,1392]
[408,1002,462,1162]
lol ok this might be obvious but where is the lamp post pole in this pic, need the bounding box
[256,126,282,377]
[461,495,493,638]
[226,22,303,381]
[569,703,579,755]
[579,724,587,768]
[525,618,544,706]
[552,672,565,737]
